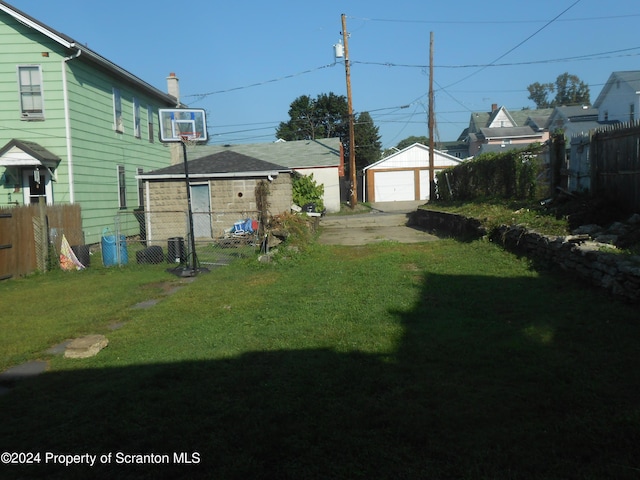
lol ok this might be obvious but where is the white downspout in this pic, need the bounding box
[62,47,81,203]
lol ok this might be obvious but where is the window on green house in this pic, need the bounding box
[147,105,154,143]
[117,165,127,209]
[133,98,141,138]
[113,88,123,133]
[137,167,144,208]
[18,65,44,119]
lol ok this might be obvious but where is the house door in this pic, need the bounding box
[190,184,212,238]
[22,168,53,205]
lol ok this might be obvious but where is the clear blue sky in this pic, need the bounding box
[8,0,640,148]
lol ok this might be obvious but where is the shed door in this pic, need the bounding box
[190,184,212,238]
[373,170,415,202]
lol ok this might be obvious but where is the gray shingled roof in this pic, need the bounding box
[190,138,342,169]
[140,150,290,179]
[479,126,541,139]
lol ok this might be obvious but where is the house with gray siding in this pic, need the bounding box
[0,1,179,243]
[593,71,640,124]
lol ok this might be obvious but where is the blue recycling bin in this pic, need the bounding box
[101,229,128,266]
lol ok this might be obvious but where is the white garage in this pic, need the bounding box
[363,143,463,202]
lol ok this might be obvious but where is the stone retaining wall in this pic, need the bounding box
[408,209,486,239]
[410,209,640,302]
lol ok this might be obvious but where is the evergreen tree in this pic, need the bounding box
[276,93,348,141]
[354,111,381,169]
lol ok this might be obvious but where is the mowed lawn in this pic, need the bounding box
[1,239,639,479]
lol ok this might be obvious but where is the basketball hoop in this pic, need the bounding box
[179,132,201,150]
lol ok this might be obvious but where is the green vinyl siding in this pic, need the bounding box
[64,60,172,242]
[1,7,176,244]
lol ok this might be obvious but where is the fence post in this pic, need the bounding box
[38,198,48,272]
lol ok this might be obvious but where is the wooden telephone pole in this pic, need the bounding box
[342,14,357,207]
[428,31,436,201]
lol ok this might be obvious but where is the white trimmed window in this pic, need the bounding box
[18,65,44,119]
[113,88,123,133]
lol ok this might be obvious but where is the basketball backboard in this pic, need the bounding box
[158,108,208,143]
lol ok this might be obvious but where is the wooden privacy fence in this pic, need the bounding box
[591,123,640,211]
[0,203,83,280]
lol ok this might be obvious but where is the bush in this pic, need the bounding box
[436,145,541,201]
[292,173,324,212]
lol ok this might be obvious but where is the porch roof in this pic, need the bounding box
[0,139,61,169]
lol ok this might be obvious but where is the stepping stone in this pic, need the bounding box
[46,340,72,355]
[64,334,108,359]
[131,299,160,309]
[0,360,48,382]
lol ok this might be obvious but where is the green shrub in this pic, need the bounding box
[292,173,324,211]
[436,145,541,201]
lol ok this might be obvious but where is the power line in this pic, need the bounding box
[184,63,337,100]
[349,13,640,25]
[442,0,583,90]
[352,46,640,70]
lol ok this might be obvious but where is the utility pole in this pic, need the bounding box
[428,31,436,201]
[342,14,357,207]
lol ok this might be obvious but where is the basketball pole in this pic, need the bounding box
[181,140,199,276]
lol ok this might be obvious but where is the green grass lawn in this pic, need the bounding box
[1,240,639,479]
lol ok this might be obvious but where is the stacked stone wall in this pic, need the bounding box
[410,209,640,302]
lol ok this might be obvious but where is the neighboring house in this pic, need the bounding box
[436,140,470,160]
[593,70,640,122]
[545,106,620,193]
[465,104,552,157]
[593,71,640,123]
[190,138,344,213]
[0,1,179,243]
[363,143,463,202]
[137,150,292,243]
[547,105,602,137]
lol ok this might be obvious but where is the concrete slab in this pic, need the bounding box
[319,209,438,246]
[370,200,427,213]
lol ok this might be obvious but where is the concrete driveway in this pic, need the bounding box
[318,201,439,246]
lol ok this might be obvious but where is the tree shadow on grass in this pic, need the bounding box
[1,272,639,479]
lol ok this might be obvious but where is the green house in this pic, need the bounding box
[0,1,180,243]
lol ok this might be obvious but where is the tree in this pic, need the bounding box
[354,111,381,169]
[277,93,382,173]
[396,135,430,150]
[527,73,590,109]
[276,92,348,141]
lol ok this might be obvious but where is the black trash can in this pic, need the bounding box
[167,237,185,264]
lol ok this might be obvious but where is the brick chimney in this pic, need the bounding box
[167,72,180,105]
[167,72,181,165]
[491,103,498,113]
